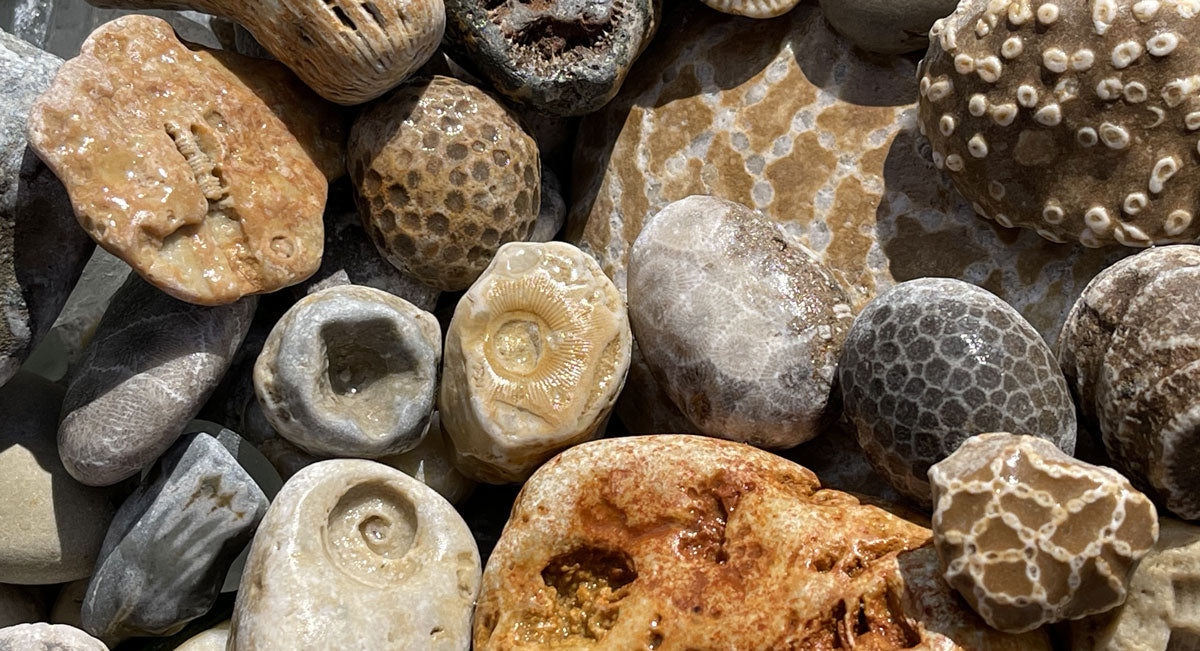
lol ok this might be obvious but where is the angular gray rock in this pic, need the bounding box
[59,276,256,486]
[2,0,225,58]
[0,622,107,650]
[81,433,267,641]
[0,29,93,386]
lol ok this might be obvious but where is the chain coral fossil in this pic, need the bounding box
[918,0,1200,247]
[930,432,1159,633]
[439,242,632,483]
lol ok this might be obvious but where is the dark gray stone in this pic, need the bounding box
[59,276,256,487]
[0,29,94,386]
[443,0,660,116]
[81,433,267,641]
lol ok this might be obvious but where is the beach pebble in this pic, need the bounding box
[0,584,43,628]
[50,580,87,629]
[174,620,230,651]
[380,413,476,505]
[819,0,958,53]
[0,623,107,650]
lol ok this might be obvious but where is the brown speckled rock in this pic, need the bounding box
[1058,245,1200,521]
[568,2,1126,433]
[27,15,337,305]
[349,76,540,292]
[930,432,1158,633]
[628,195,853,448]
[476,435,1050,649]
[919,0,1200,247]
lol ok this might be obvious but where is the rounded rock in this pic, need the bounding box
[174,620,229,651]
[628,195,853,448]
[379,413,476,505]
[440,242,632,483]
[918,0,1200,247]
[0,623,107,650]
[930,432,1158,633]
[228,459,481,649]
[348,76,541,291]
[838,278,1077,507]
[819,0,959,54]
[1058,245,1200,520]
[255,284,441,459]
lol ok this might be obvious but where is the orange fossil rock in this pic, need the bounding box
[476,435,1052,650]
[27,16,335,305]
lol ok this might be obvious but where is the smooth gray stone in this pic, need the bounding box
[59,276,256,487]
[529,166,565,243]
[0,623,107,650]
[2,0,223,58]
[81,433,267,641]
[0,29,93,387]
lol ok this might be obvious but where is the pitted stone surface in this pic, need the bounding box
[628,196,853,448]
[930,432,1158,633]
[838,278,1077,507]
[350,76,541,291]
[919,0,1200,247]
[1058,245,1200,520]
[568,2,1127,433]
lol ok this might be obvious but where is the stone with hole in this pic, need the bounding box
[228,459,480,649]
[255,284,441,459]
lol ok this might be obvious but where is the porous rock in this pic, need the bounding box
[59,275,256,487]
[0,29,93,386]
[0,371,112,584]
[27,15,336,305]
[229,459,480,649]
[930,432,1158,633]
[442,0,659,116]
[475,434,1050,649]
[440,242,631,483]
[0,623,107,651]
[919,0,1200,247]
[819,0,958,54]
[838,277,1077,507]
[1070,518,1200,650]
[255,284,441,458]
[85,0,444,105]
[629,195,853,448]
[1058,245,1200,520]
[349,76,541,291]
[81,433,267,641]
[568,2,1126,434]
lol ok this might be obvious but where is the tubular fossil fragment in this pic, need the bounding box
[439,242,632,483]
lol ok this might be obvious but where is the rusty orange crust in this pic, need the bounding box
[475,435,1051,650]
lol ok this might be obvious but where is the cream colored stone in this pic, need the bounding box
[176,620,230,651]
[0,623,106,650]
[229,459,480,649]
[440,242,632,483]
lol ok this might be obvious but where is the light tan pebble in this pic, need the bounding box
[930,432,1159,633]
[229,460,480,650]
[440,242,631,483]
[0,623,107,650]
[379,413,476,504]
[174,620,229,651]
[701,0,801,19]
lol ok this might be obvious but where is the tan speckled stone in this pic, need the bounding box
[476,435,1050,649]
[349,76,540,292]
[28,16,334,305]
[919,0,1200,247]
[930,432,1159,633]
[568,3,1126,433]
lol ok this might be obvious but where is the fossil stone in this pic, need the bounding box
[442,0,659,116]
[59,275,256,487]
[175,620,230,651]
[228,459,481,649]
[84,0,443,105]
[255,284,441,458]
[0,371,112,584]
[568,2,1127,434]
[81,433,267,641]
[919,0,1200,247]
[349,76,541,291]
[629,195,853,449]
[930,432,1158,633]
[1070,518,1200,651]
[838,277,1077,508]
[0,29,93,386]
[529,166,565,243]
[1058,245,1200,520]
[0,623,107,650]
[440,242,631,483]
[0,584,43,628]
[476,434,1050,649]
[819,0,958,53]
[27,15,340,305]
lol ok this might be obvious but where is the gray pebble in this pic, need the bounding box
[254,285,441,458]
[81,433,267,641]
[0,623,106,650]
[529,167,566,243]
[59,276,256,487]
[838,278,1077,508]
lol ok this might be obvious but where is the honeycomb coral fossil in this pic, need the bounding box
[930,432,1159,633]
